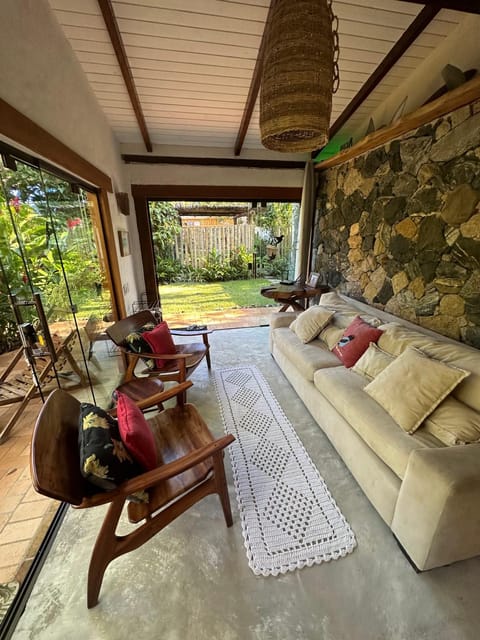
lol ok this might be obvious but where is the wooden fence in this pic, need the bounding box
[173,224,293,269]
[174,225,255,268]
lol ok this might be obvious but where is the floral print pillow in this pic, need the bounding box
[78,403,142,492]
[123,324,156,369]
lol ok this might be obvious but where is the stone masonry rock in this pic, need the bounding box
[441,185,480,225]
[395,218,417,239]
[439,294,465,317]
[430,111,480,162]
[417,216,445,253]
[460,213,480,240]
[400,136,433,175]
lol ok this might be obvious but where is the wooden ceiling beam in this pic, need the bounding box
[234,0,277,156]
[122,154,304,169]
[329,5,440,139]
[312,4,440,157]
[97,0,153,152]
[397,0,480,15]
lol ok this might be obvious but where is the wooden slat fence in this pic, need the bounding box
[175,224,255,268]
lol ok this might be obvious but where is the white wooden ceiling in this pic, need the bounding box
[47,0,465,155]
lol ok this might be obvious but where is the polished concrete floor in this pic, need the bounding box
[12,327,480,640]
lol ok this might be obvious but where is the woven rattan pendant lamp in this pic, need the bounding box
[260,0,339,153]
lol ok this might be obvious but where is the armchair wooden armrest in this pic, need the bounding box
[109,381,192,417]
[79,431,234,508]
[119,434,234,495]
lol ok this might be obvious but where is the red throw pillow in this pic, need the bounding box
[116,392,157,470]
[142,321,177,368]
[332,316,383,368]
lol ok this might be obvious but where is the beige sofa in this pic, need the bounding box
[270,291,480,571]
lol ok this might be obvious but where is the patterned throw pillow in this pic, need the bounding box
[332,316,383,368]
[123,322,156,369]
[78,403,142,491]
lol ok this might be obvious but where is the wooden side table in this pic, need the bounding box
[260,284,330,312]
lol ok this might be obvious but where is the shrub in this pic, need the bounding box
[257,255,290,279]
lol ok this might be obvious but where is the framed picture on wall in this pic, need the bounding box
[118,230,130,257]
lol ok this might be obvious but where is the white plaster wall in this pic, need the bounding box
[122,143,306,188]
[0,0,143,312]
[126,163,304,188]
[121,143,309,163]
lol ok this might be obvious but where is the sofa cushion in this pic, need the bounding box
[318,291,382,326]
[271,327,341,381]
[313,367,444,479]
[332,316,383,368]
[352,342,395,380]
[378,322,480,412]
[319,324,345,350]
[290,306,334,343]
[318,311,357,349]
[364,346,469,434]
[421,396,480,445]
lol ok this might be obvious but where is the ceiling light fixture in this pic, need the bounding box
[260,0,339,153]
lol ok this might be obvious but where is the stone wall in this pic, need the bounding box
[314,100,480,348]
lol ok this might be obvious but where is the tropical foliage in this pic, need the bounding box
[0,164,107,353]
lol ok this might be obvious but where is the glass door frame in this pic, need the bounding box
[0,140,123,322]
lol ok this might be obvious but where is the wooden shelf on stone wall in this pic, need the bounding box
[315,75,480,172]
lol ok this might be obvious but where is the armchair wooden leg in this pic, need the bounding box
[212,451,233,527]
[202,333,212,370]
[87,498,124,608]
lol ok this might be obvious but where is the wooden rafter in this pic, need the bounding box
[97,0,153,152]
[234,0,277,156]
[121,155,304,169]
[397,0,480,14]
[327,5,440,142]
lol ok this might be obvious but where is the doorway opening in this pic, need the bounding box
[148,200,301,329]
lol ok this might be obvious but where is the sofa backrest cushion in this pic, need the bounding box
[352,342,395,380]
[423,396,480,445]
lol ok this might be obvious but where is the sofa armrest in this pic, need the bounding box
[269,312,299,330]
[392,443,480,570]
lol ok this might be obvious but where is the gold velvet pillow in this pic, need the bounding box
[290,307,334,344]
[319,325,345,350]
[364,346,470,434]
[422,397,480,445]
[352,343,395,380]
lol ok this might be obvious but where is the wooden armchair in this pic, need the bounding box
[30,381,234,608]
[106,310,211,389]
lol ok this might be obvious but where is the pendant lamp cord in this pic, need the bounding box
[328,0,340,94]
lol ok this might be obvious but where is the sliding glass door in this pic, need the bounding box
[0,148,117,415]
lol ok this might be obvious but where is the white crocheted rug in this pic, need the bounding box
[213,365,356,576]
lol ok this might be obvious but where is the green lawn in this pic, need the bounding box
[159,278,274,314]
